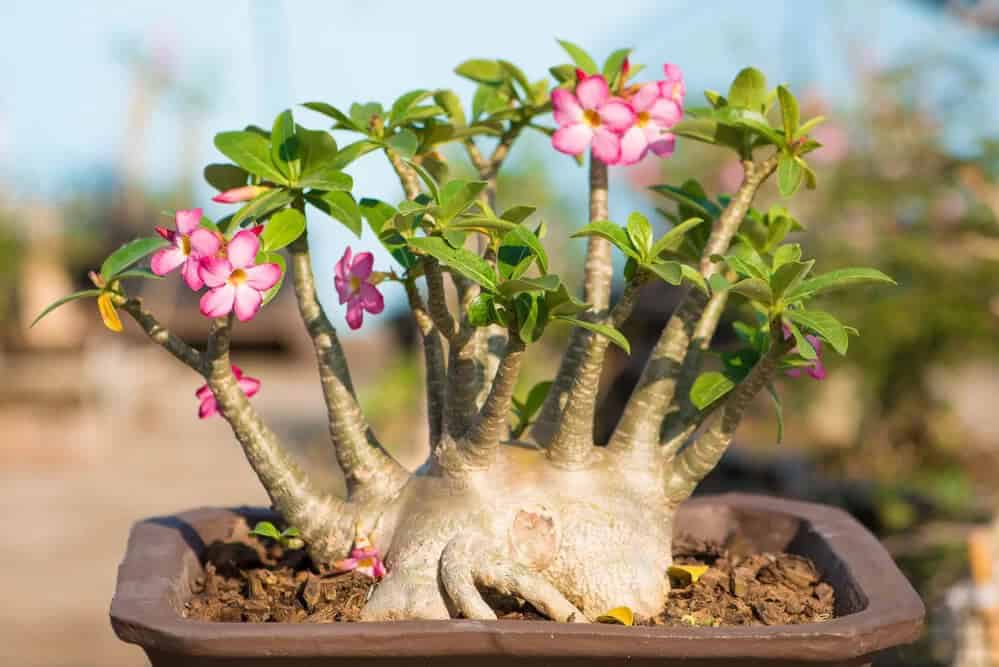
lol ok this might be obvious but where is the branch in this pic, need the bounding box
[403,276,446,451]
[117,297,204,373]
[664,322,791,502]
[530,153,612,446]
[204,315,359,564]
[609,152,780,459]
[547,278,644,468]
[438,334,526,472]
[288,231,409,502]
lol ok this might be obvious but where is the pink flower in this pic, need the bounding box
[198,230,282,322]
[212,185,270,204]
[151,208,222,290]
[334,247,384,330]
[618,81,683,165]
[195,365,261,419]
[660,63,686,104]
[784,326,827,381]
[333,535,387,579]
[551,74,636,165]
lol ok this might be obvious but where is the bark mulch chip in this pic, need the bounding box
[184,529,835,626]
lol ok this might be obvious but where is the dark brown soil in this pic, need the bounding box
[184,529,835,626]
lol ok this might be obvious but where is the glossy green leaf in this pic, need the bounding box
[796,115,826,138]
[650,217,706,259]
[626,211,653,259]
[690,371,736,410]
[467,293,496,327]
[648,261,682,285]
[439,180,487,222]
[100,237,169,280]
[296,125,339,174]
[455,59,505,84]
[434,89,466,126]
[777,85,798,140]
[498,60,531,96]
[549,64,576,83]
[785,309,849,355]
[727,67,768,111]
[784,268,896,302]
[298,167,352,192]
[770,259,813,300]
[545,283,589,317]
[214,131,287,184]
[557,317,630,354]
[649,184,721,220]
[271,110,301,181]
[503,225,548,274]
[302,102,361,131]
[499,206,536,223]
[305,191,362,237]
[571,220,639,260]
[31,289,101,327]
[772,243,802,270]
[327,139,380,170]
[359,198,397,235]
[204,163,249,192]
[556,39,598,75]
[499,274,560,297]
[521,381,552,421]
[766,382,784,444]
[729,277,773,305]
[261,208,306,252]
[389,89,432,125]
[231,188,294,228]
[777,154,804,198]
[409,236,497,292]
[680,265,709,295]
[405,159,440,202]
[784,318,817,360]
[385,129,418,158]
[602,48,631,82]
[250,521,282,541]
[111,268,163,281]
[348,102,383,133]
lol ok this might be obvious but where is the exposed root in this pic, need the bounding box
[441,534,587,622]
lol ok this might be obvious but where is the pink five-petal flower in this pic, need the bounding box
[551,74,636,165]
[195,365,261,419]
[619,81,684,165]
[660,63,686,103]
[212,185,270,204]
[334,246,384,330]
[783,327,827,381]
[333,535,387,579]
[198,230,282,322]
[151,208,222,291]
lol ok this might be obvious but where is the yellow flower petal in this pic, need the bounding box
[97,293,123,333]
[668,564,710,586]
[595,606,634,626]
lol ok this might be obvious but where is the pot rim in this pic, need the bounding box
[110,493,925,661]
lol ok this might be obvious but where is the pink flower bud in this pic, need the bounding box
[212,185,269,204]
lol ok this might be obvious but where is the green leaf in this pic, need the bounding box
[727,67,768,111]
[784,268,896,302]
[298,167,352,192]
[498,60,531,96]
[378,229,418,271]
[389,89,432,125]
[455,59,505,84]
[776,85,798,140]
[521,381,552,421]
[348,102,383,133]
[503,225,548,275]
[771,242,802,270]
[305,191,362,237]
[439,180,487,222]
[385,129,419,158]
[499,274,561,297]
[777,154,804,198]
[602,48,631,82]
[796,115,826,139]
[650,217,706,259]
[708,273,732,294]
[514,293,541,343]
[111,268,163,281]
[31,289,102,327]
[557,317,630,354]
[204,163,249,192]
[571,220,639,260]
[556,39,598,75]
[434,90,466,126]
[327,140,380,170]
[303,102,361,131]
[704,89,727,108]
[261,208,306,252]
[296,125,338,172]
[257,251,286,305]
[626,212,653,260]
[680,265,709,295]
[770,259,814,300]
[409,236,498,292]
[545,283,589,317]
[271,110,301,182]
[467,293,496,327]
[231,188,294,228]
[784,319,817,360]
[649,185,721,220]
[729,278,773,305]
[648,261,682,285]
[766,382,784,444]
[724,244,770,280]
[785,309,849,355]
[100,237,169,280]
[405,159,440,202]
[214,131,288,184]
[359,198,397,235]
[499,206,536,223]
[690,371,736,410]
[249,521,282,541]
[549,64,576,83]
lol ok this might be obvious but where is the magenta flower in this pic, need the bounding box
[660,63,686,104]
[783,325,827,381]
[551,74,636,165]
[333,535,387,579]
[195,365,261,419]
[334,247,384,330]
[618,81,683,165]
[151,208,222,290]
[212,185,270,204]
[198,230,282,322]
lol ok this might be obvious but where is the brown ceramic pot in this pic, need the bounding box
[110,493,924,666]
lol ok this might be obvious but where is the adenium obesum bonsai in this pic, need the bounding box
[35,42,894,623]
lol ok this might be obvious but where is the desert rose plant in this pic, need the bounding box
[34,42,894,622]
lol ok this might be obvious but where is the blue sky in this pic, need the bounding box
[2,0,996,323]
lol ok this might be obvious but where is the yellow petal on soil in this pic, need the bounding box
[595,606,634,626]
[668,564,710,586]
[97,293,123,333]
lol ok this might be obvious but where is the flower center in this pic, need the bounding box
[349,276,361,293]
[636,111,650,127]
[583,109,601,128]
[181,235,192,255]
[229,268,247,285]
